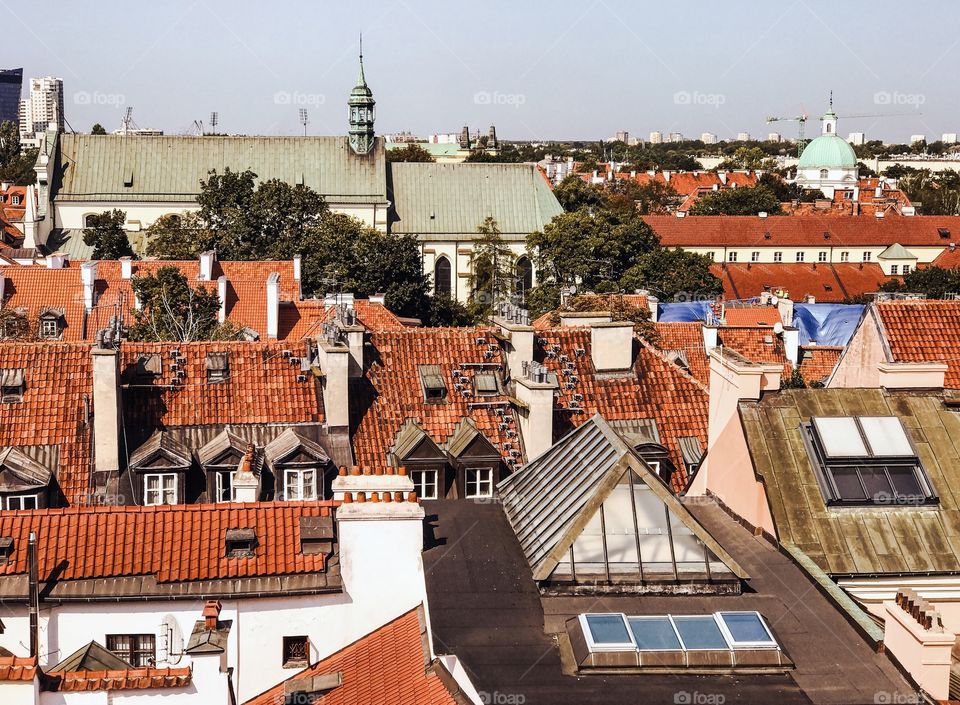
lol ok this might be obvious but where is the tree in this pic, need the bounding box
[756,172,818,203]
[82,209,134,259]
[540,293,657,340]
[386,143,435,162]
[688,185,783,216]
[620,248,723,303]
[91,123,107,135]
[608,178,678,216]
[716,146,776,171]
[552,175,608,212]
[145,212,213,260]
[127,266,235,342]
[0,121,37,185]
[467,217,514,319]
[879,266,960,299]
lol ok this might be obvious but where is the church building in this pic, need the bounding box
[794,100,860,198]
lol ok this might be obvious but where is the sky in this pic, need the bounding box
[5,0,960,143]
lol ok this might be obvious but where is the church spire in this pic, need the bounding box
[348,34,376,155]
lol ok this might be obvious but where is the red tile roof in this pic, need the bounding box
[1,266,88,340]
[0,502,335,582]
[722,306,781,326]
[46,667,192,691]
[0,185,27,245]
[351,329,520,468]
[798,345,843,384]
[875,300,960,388]
[535,328,708,491]
[281,298,407,340]
[646,214,960,247]
[0,342,93,503]
[712,262,890,303]
[0,656,38,682]
[654,321,710,384]
[244,607,458,705]
[121,340,322,430]
[931,246,960,268]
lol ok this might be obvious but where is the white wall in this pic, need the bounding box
[422,239,532,304]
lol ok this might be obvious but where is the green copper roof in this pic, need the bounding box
[387,162,563,241]
[798,133,857,169]
[53,134,387,204]
[878,243,917,260]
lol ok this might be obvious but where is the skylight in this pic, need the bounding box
[579,612,779,654]
[418,365,447,403]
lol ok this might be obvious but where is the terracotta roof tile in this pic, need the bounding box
[798,345,843,384]
[281,299,407,340]
[715,326,791,376]
[654,322,710,384]
[46,666,192,691]
[0,656,38,682]
[722,306,781,326]
[712,262,890,302]
[1,267,88,340]
[0,502,334,582]
[244,608,457,705]
[876,300,960,388]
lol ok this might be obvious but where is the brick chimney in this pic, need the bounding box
[882,590,954,700]
[91,346,122,481]
[514,362,558,461]
[203,600,222,630]
[316,329,351,430]
[80,261,98,312]
[266,272,280,339]
[590,321,634,372]
[232,443,259,502]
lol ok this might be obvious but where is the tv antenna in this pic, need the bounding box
[209,111,218,134]
[299,108,309,136]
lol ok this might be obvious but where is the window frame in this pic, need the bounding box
[214,470,234,503]
[862,251,872,262]
[716,611,778,649]
[106,633,156,667]
[282,635,310,669]
[284,468,318,501]
[411,468,439,500]
[465,466,494,498]
[579,612,781,654]
[773,251,783,263]
[579,614,636,653]
[795,251,805,263]
[728,251,737,263]
[890,265,899,275]
[38,317,60,339]
[144,473,178,506]
[818,251,828,263]
[5,494,38,510]
[840,251,849,262]
[750,251,760,263]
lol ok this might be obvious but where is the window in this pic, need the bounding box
[716,612,778,648]
[795,252,805,263]
[818,251,828,263]
[284,468,317,501]
[728,251,737,263]
[0,368,24,404]
[144,473,177,505]
[107,634,156,667]
[214,470,233,503]
[862,252,872,262]
[819,168,829,179]
[750,251,759,262]
[902,264,911,275]
[705,252,715,262]
[282,635,309,668]
[890,264,899,275]
[473,372,499,396]
[39,318,59,339]
[84,214,99,228]
[578,612,779,654]
[515,256,533,295]
[465,467,494,498]
[419,365,447,403]
[804,416,937,506]
[225,528,256,557]
[773,251,782,263]
[840,251,849,262]
[434,256,452,298]
[582,614,635,652]
[5,495,38,510]
[411,469,438,500]
[672,616,728,650]
[205,353,229,383]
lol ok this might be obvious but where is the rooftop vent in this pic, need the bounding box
[0,368,25,404]
[299,516,334,555]
[225,528,257,558]
[205,352,229,383]
[419,364,447,403]
[939,228,951,239]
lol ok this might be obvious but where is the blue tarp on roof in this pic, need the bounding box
[793,304,864,346]
[657,302,714,322]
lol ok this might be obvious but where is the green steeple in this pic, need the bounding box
[348,34,376,155]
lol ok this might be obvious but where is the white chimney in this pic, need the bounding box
[494,317,534,381]
[369,294,386,305]
[80,261,98,312]
[293,255,302,282]
[198,250,216,281]
[758,211,768,218]
[777,297,794,327]
[646,295,660,323]
[782,327,800,366]
[316,335,350,430]
[630,170,637,178]
[702,325,719,354]
[46,252,66,269]
[92,347,121,479]
[718,171,728,185]
[590,321,634,372]
[663,171,671,182]
[232,444,259,503]
[266,272,280,339]
[340,319,366,378]
[217,275,228,323]
[875,211,885,219]
[514,366,558,461]
[119,256,133,279]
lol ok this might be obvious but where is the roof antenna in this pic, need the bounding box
[829,90,833,110]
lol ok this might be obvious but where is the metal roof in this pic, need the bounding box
[53,134,388,204]
[387,162,562,240]
[0,447,52,491]
[127,430,192,471]
[263,427,330,467]
[196,429,247,467]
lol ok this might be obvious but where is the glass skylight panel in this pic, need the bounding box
[627,617,682,651]
[672,616,728,650]
[717,612,777,648]
[812,417,867,457]
[582,614,634,650]
[859,417,914,457]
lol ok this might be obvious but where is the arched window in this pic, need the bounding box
[825,123,832,134]
[515,256,533,296]
[819,169,829,179]
[166,213,181,225]
[83,214,98,228]
[434,256,452,298]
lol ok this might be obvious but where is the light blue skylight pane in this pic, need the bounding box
[628,617,681,650]
[673,616,728,650]
[719,613,772,644]
[586,615,630,644]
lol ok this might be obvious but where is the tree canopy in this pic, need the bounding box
[91,123,107,135]
[83,209,135,259]
[0,121,38,185]
[688,184,784,216]
[386,143,435,162]
[466,217,515,319]
[879,266,960,299]
[127,266,236,342]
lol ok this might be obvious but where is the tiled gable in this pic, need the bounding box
[876,300,960,388]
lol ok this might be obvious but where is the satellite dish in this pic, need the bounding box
[773,322,784,335]
[159,615,185,665]
[770,296,779,306]
[569,285,577,295]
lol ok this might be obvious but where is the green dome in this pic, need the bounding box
[798,133,857,169]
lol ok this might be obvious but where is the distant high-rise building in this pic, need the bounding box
[910,134,926,145]
[667,132,684,143]
[941,133,958,144]
[615,130,629,143]
[847,132,865,146]
[0,68,22,128]
[767,132,781,143]
[700,132,717,144]
[649,131,663,144]
[18,76,64,146]
[736,132,751,141]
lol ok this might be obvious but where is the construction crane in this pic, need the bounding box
[765,113,809,157]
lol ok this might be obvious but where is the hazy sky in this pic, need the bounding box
[6,0,959,143]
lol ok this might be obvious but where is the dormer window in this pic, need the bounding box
[419,365,447,403]
[132,353,162,382]
[38,309,64,339]
[205,352,229,383]
[0,537,12,564]
[225,528,257,558]
[0,369,24,403]
[144,473,178,505]
[803,416,938,507]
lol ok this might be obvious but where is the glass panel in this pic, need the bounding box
[831,467,866,501]
[859,466,891,503]
[672,616,728,650]
[859,417,914,456]
[628,617,681,650]
[604,487,639,567]
[888,465,924,500]
[286,470,301,500]
[718,613,774,645]
[585,614,631,645]
[302,469,316,500]
[813,417,867,457]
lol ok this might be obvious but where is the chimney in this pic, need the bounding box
[882,590,954,700]
[316,333,350,429]
[266,272,280,339]
[646,295,659,322]
[119,256,133,279]
[203,600,222,630]
[292,255,302,282]
[198,250,216,281]
[22,185,38,249]
[46,252,66,269]
[80,260,98,312]
[702,324,719,354]
[514,362,558,461]
[339,318,366,378]
[777,297,794,327]
[92,347,122,479]
[217,275,228,323]
[368,293,385,305]
[331,465,414,501]
[590,321,634,372]
[877,361,947,390]
[782,326,800,366]
[493,316,534,381]
[232,443,259,502]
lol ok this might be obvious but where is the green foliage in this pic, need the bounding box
[524,282,562,318]
[0,121,37,185]
[688,185,784,216]
[716,146,776,171]
[91,123,107,135]
[756,172,818,203]
[82,209,134,260]
[607,178,679,216]
[544,293,657,341]
[896,169,960,216]
[553,175,608,213]
[386,143,435,163]
[128,266,235,342]
[425,295,475,327]
[879,266,960,299]
[621,248,723,302]
[145,212,212,259]
[780,368,807,390]
[467,217,515,320]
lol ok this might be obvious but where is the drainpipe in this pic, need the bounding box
[29,532,39,658]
